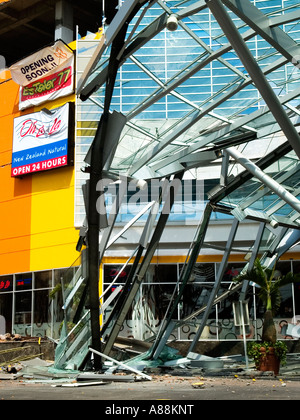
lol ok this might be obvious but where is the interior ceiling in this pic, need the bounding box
[0,0,111,66]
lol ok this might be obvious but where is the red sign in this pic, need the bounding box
[0,280,11,291]
[12,103,70,177]
[19,117,62,139]
[12,156,68,177]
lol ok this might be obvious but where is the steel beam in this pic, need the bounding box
[206,0,300,160]
[226,146,300,214]
[222,0,300,66]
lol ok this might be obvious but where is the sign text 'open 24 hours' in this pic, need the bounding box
[11,103,70,177]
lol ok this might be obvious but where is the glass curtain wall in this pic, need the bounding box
[0,266,78,340]
[102,260,300,342]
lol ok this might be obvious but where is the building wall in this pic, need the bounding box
[0,69,78,277]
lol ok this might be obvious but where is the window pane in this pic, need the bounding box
[15,273,32,291]
[0,275,13,293]
[33,290,51,337]
[152,265,178,283]
[0,293,12,334]
[35,271,52,289]
[14,291,32,335]
[53,269,66,331]
[104,264,131,285]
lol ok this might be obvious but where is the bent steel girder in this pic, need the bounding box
[207,0,300,160]
[126,63,300,178]
[222,0,300,66]
[149,202,213,359]
[84,0,154,369]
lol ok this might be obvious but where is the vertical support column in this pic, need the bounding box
[55,0,74,43]
[85,18,129,370]
[206,0,300,160]
[240,222,266,301]
[220,150,229,187]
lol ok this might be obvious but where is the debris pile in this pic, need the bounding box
[0,336,50,372]
[0,344,300,389]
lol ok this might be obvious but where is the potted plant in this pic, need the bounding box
[234,258,300,374]
[246,340,287,375]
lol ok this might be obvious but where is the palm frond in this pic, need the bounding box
[234,258,300,315]
[233,258,267,289]
[274,272,300,289]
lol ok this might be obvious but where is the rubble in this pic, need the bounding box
[0,344,300,390]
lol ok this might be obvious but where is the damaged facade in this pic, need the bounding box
[1,0,300,373]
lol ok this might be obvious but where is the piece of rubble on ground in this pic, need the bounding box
[0,333,22,341]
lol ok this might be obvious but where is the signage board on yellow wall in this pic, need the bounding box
[8,40,75,110]
[11,103,72,177]
[18,55,74,110]
[9,40,74,87]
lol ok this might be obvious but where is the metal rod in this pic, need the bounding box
[226,146,300,213]
[89,347,152,381]
[240,300,249,369]
[86,20,130,370]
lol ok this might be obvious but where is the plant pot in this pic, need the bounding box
[258,347,280,375]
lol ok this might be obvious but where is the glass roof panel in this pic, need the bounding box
[75,0,300,227]
[219,150,300,224]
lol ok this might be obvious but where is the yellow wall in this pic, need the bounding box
[0,72,32,274]
[29,94,78,272]
[30,164,78,272]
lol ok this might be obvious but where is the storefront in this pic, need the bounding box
[1,256,299,342]
[101,259,300,343]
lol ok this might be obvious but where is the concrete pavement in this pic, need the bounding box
[0,373,300,402]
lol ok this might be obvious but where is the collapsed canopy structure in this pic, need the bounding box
[54,0,300,370]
